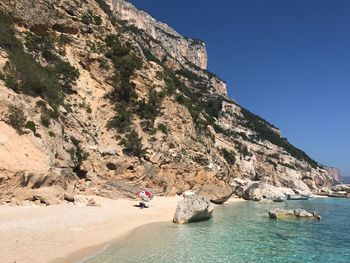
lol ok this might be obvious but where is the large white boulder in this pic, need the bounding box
[242,181,295,202]
[173,195,214,224]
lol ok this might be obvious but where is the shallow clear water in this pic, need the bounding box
[87,198,350,263]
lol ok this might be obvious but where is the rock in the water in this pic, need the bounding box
[328,192,349,198]
[268,208,321,220]
[286,193,309,200]
[173,195,214,224]
[196,184,234,204]
[327,184,350,198]
[331,184,350,193]
[259,199,273,205]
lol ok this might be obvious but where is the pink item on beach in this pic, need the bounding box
[136,190,153,199]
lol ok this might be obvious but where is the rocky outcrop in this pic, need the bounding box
[326,167,342,183]
[196,183,234,204]
[32,186,64,206]
[269,208,321,220]
[173,195,214,224]
[324,184,350,198]
[331,184,350,193]
[242,181,310,202]
[111,0,207,70]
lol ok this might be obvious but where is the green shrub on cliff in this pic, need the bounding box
[0,12,79,106]
[70,136,89,165]
[240,107,318,168]
[6,104,27,134]
[136,90,164,122]
[25,121,36,134]
[120,130,146,158]
[107,103,132,133]
[105,34,142,103]
[220,148,236,165]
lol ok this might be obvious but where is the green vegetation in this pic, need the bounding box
[157,123,168,134]
[48,131,55,137]
[137,84,165,131]
[267,159,278,170]
[6,105,27,134]
[107,103,132,133]
[40,114,51,127]
[105,34,142,103]
[220,148,236,165]
[239,107,318,168]
[162,67,223,132]
[35,101,59,128]
[26,33,79,93]
[235,142,252,158]
[120,130,146,158]
[82,11,102,26]
[0,12,79,106]
[70,136,89,165]
[94,0,117,25]
[136,90,164,122]
[176,68,200,83]
[104,34,144,136]
[98,58,110,70]
[142,48,160,63]
[278,161,295,170]
[24,121,36,134]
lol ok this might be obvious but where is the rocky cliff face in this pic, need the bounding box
[326,167,342,183]
[0,0,334,205]
[111,0,207,70]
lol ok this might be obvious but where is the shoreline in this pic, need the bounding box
[67,196,246,263]
[0,196,181,263]
[0,195,245,263]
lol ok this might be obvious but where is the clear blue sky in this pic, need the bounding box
[129,0,350,177]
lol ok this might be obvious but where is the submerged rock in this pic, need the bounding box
[173,194,214,224]
[268,208,321,220]
[196,184,234,204]
[259,199,273,205]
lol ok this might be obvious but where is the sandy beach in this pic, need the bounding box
[0,196,181,263]
[0,195,245,263]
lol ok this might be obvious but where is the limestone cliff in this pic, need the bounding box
[0,0,334,204]
[111,0,207,70]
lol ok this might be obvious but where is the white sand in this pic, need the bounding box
[0,196,182,263]
[0,196,245,263]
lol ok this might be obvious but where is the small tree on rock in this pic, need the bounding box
[120,130,146,158]
[6,104,27,134]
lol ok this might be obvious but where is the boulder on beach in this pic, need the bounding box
[268,208,321,220]
[173,194,214,224]
[196,184,234,204]
[74,195,98,206]
[33,186,64,205]
[242,181,292,202]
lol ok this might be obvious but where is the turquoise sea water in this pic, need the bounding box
[87,198,350,263]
